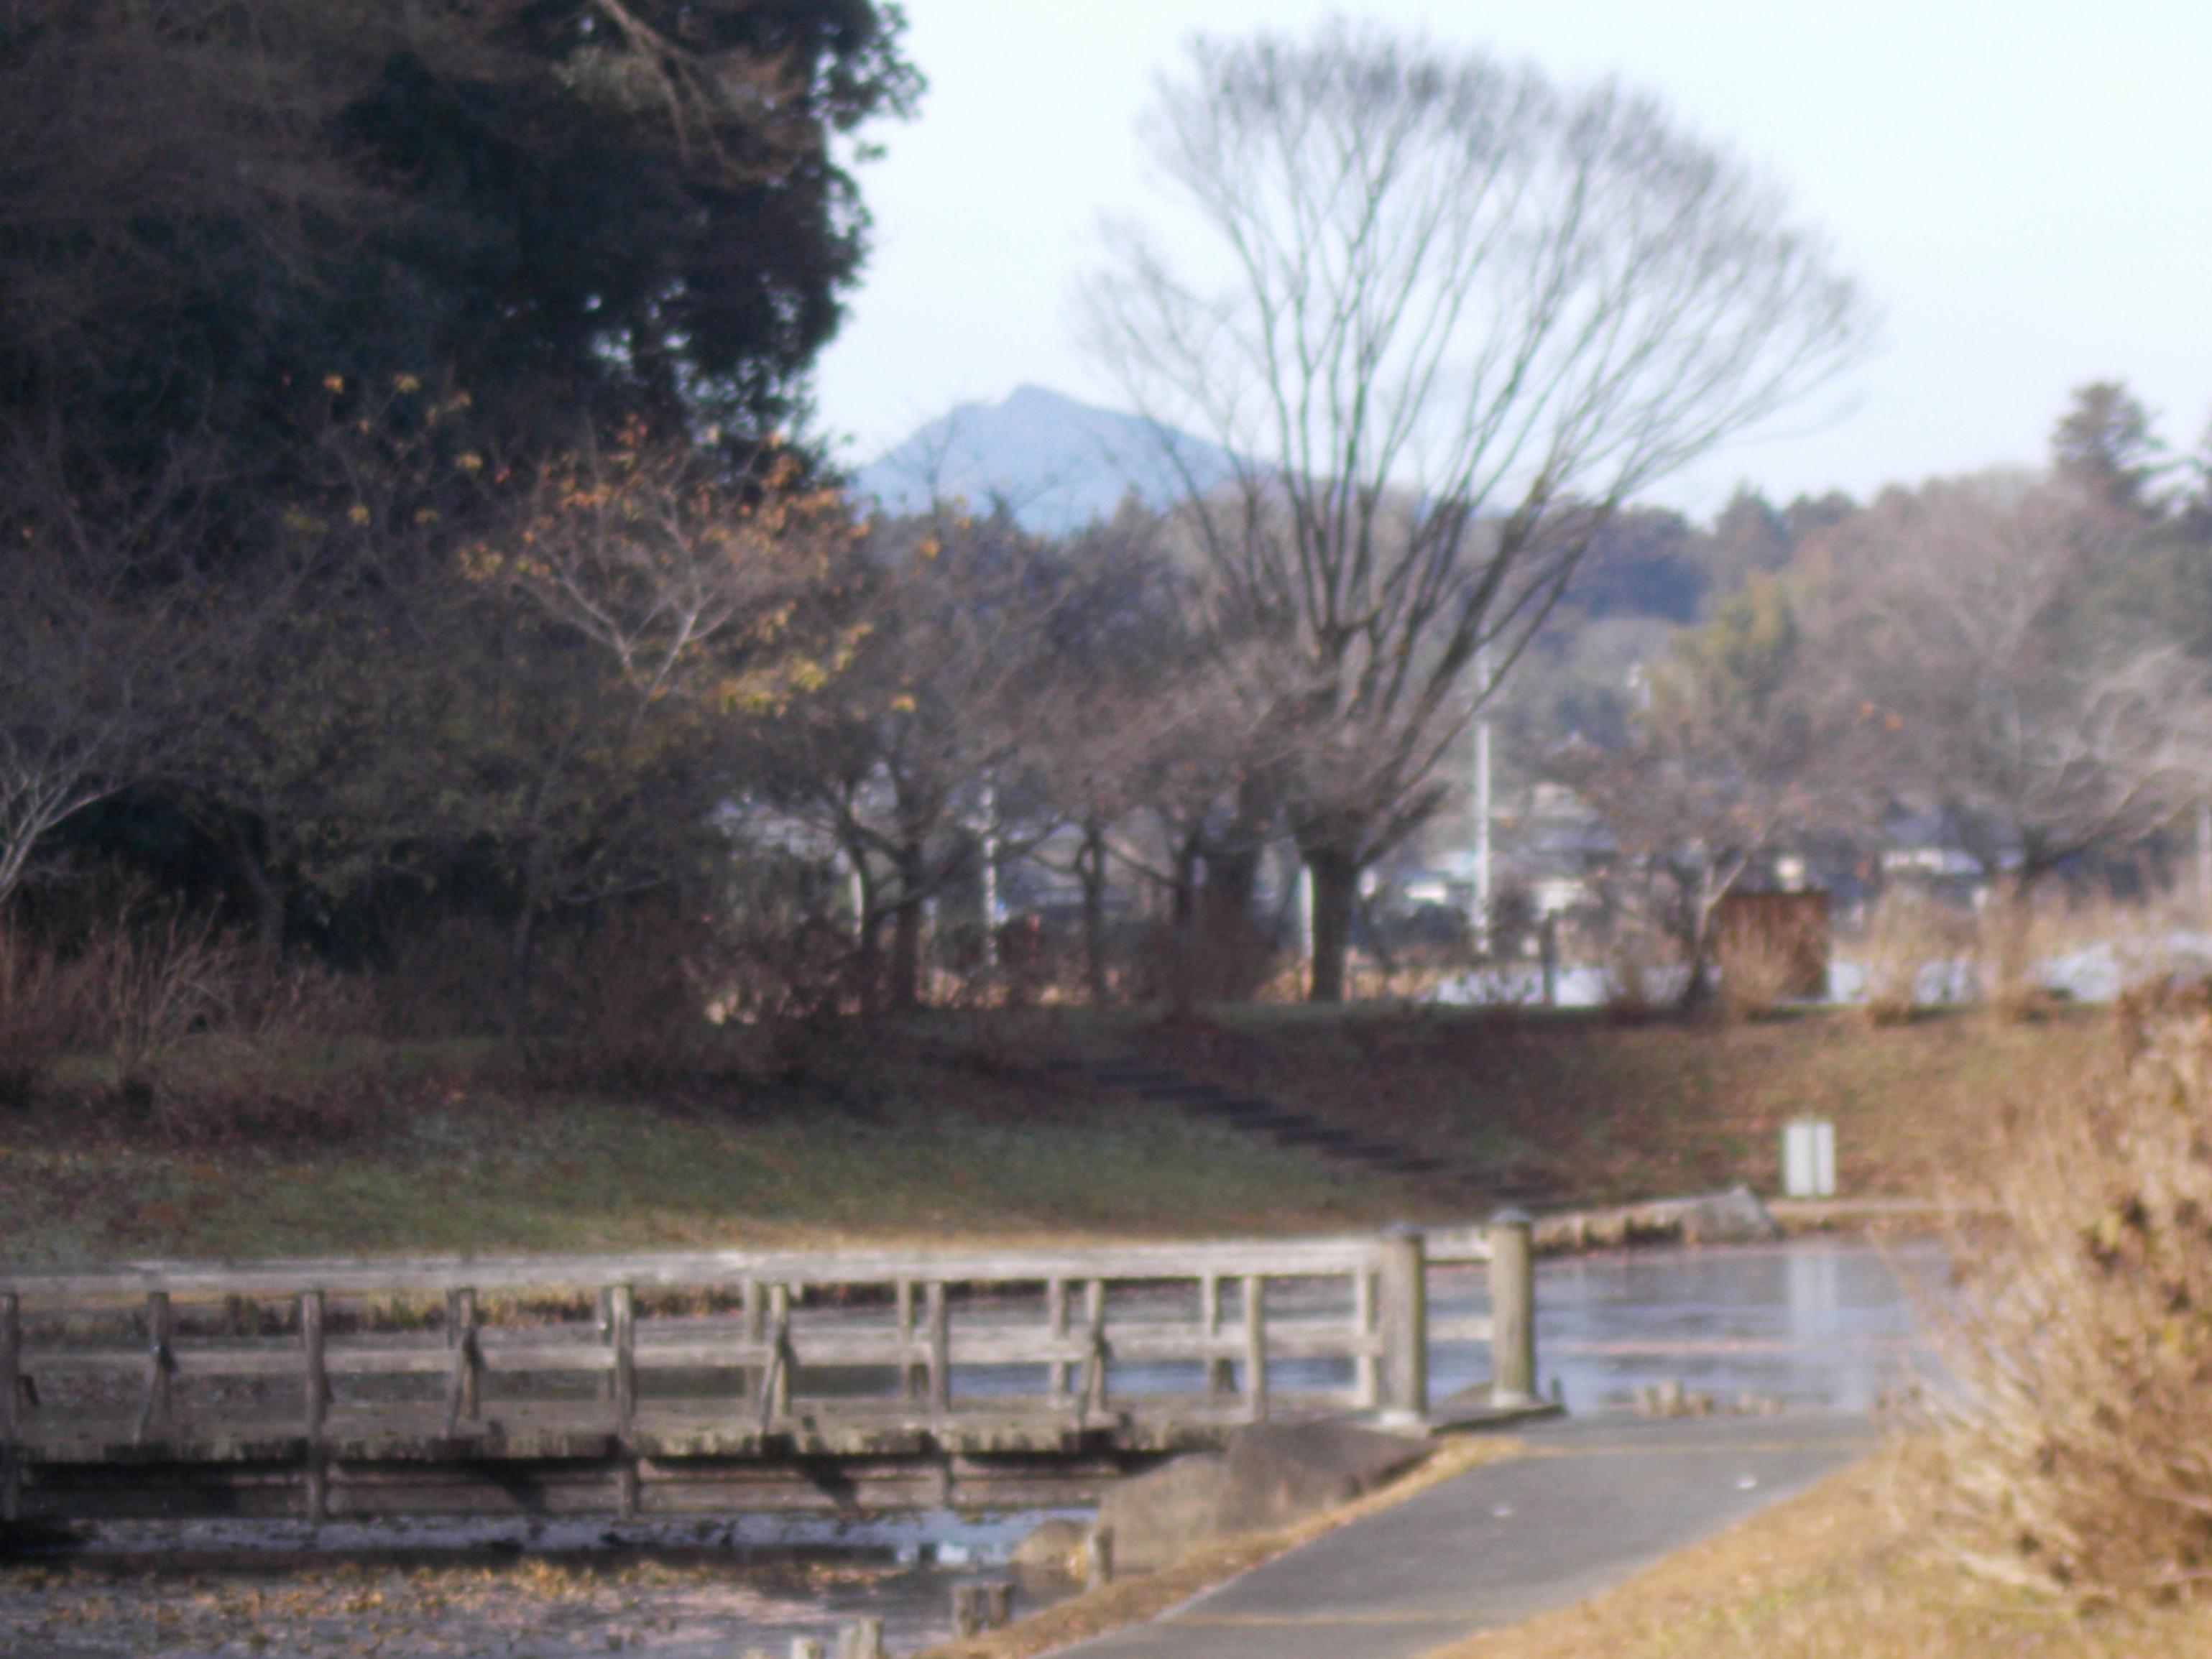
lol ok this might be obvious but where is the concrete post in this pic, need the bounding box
[1378,1224,1428,1427]
[1488,1209,1536,1405]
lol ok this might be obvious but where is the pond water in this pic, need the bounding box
[1513,1237,1945,1415]
[1,1239,1940,1658]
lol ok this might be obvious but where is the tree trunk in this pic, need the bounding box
[227,821,284,969]
[506,899,540,1043]
[1304,847,1359,1004]
[1079,822,1110,1007]
[849,849,883,1019]
[1196,842,1263,1002]
[1167,836,1200,1017]
[888,844,926,1012]
[1983,867,2048,1018]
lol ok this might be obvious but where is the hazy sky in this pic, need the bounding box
[811,1,2212,519]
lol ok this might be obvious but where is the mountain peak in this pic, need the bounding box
[851,386,1236,535]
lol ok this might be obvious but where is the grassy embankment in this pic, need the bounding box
[1429,1443,2212,1659]
[0,1004,2111,1263]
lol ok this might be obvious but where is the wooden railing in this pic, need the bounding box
[0,1219,1536,1522]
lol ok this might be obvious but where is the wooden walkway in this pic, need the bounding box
[0,1224,1536,1523]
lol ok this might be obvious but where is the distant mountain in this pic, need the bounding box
[850,384,1240,535]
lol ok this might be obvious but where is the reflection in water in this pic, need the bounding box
[1470,1239,1946,1415]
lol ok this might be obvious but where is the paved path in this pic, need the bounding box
[1054,1413,1877,1659]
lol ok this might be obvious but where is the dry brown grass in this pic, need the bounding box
[1428,1441,2212,1659]
[6,897,390,1145]
[914,1435,1521,1659]
[1927,997,2212,1599]
[1117,1004,2114,1208]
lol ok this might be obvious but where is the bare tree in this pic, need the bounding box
[765,507,1065,1012]
[1086,21,1874,999]
[1816,475,2211,902]
[1564,576,1851,1004]
[0,450,213,906]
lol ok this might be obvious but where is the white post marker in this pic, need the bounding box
[1782,1119,1837,1198]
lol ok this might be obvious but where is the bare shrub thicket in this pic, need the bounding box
[1853,890,1971,1025]
[1715,923,1804,1022]
[1935,1003,2212,1596]
[522,903,729,1089]
[379,918,515,1042]
[0,921,86,1106]
[68,899,384,1142]
[1600,913,1680,1020]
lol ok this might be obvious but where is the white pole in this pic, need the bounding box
[1295,862,1314,985]
[2198,802,2211,924]
[1472,644,1493,957]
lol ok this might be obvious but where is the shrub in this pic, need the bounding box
[1714,920,1803,1022]
[1934,1000,2212,1597]
[1600,913,1679,1020]
[0,920,86,1108]
[76,897,385,1144]
[379,915,515,1041]
[1853,889,1969,1026]
[1976,892,2052,1022]
[522,901,729,1087]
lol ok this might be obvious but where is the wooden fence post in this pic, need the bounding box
[134,1292,174,1446]
[1083,1280,1108,1423]
[1,1290,19,1522]
[1351,1267,1378,1410]
[765,1284,793,1425]
[1201,1275,1230,1398]
[1377,1226,1427,1427]
[609,1285,637,1432]
[1240,1275,1267,1423]
[1488,1208,1536,1405]
[609,1283,639,1517]
[300,1290,328,1522]
[923,1281,949,1420]
[743,1280,765,1412]
[896,1280,920,1400]
[1,1291,19,1441]
[1046,1278,1070,1408]
[445,1288,480,1433]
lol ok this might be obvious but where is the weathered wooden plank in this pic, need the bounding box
[1425,1315,1497,1346]
[1,1223,1516,1525]
[0,1237,1395,1305]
